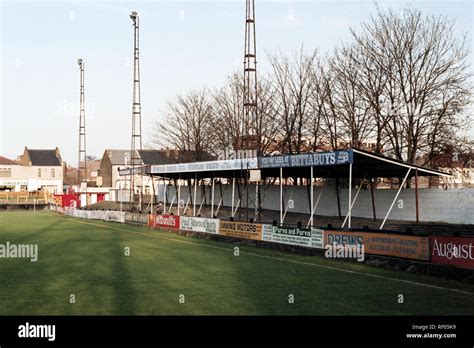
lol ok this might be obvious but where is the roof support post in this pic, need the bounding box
[370,178,377,221]
[415,169,419,223]
[128,174,132,208]
[254,181,258,221]
[348,163,353,229]
[231,177,235,218]
[156,177,161,208]
[380,168,411,229]
[310,166,314,227]
[177,174,181,216]
[167,194,175,214]
[211,173,215,218]
[343,172,367,228]
[120,182,123,212]
[164,177,168,208]
[306,171,328,228]
[215,181,225,217]
[282,190,295,224]
[335,178,342,220]
[150,176,154,214]
[307,185,324,227]
[193,173,197,216]
[198,195,206,216]
[246,157,249,221]
[184,196,190,215]
[343,177,365,229]
[279,167,283,225]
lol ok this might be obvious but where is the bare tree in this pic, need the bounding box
[212,73,245,154]
[212,72,279,156]
[327,45,374,148]
[150,88,216,161]
[149,5,472,179]
[268,47,318,153]
[307,60,326,151]
[343,39,392,153]
[254,76,280,155]
[351,7,472,164]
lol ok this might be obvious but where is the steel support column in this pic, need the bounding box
[279,167,283,225]
[380,168,411,229]
[348,163,353,229]
[310,166,314,227]
[415,169,419,223]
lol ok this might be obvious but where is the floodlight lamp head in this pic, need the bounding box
[78,59,83,68]
[130,11,138,22]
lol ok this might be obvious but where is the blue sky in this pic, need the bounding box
[1,0,472,164]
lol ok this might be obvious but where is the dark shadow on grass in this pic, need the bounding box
[0,213,67,314]
[109,226,137,315]
[0,213,138,315]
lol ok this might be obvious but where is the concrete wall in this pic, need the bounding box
[159,184,474,225]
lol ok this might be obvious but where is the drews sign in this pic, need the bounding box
[325,230,430,261]
[152,214,180,229]
[430,236,474,270]
[180,217,220,234]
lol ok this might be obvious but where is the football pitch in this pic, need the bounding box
[0,211,473,315]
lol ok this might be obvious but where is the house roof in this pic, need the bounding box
[27,149,62,166]
[88,160,101,171]
[104,150,139,165]
[79,160,101,171]
[104,149,179,166]
[0,156,18,165]
[138,150,173,165]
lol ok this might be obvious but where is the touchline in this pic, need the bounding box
[0,241,38,262]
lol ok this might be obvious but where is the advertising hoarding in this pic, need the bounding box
[262,225,324,249]
[180,216,220,234]
[153,214,180,229]
[125,212,149,225]
[219,221,262,240]
[430,236,474,269]
[259,150,353,169]
[325,230,429,261]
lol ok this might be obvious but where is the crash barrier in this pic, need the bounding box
[0,190,55,204]
[63,207,125,223]
[149,215,474,269]
[56,208,474,270]
[124,212,149,225]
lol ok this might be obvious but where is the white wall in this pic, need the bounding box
[0,164,63,192]
[160,184,474,225]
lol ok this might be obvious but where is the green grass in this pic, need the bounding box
[0,210,473,315]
